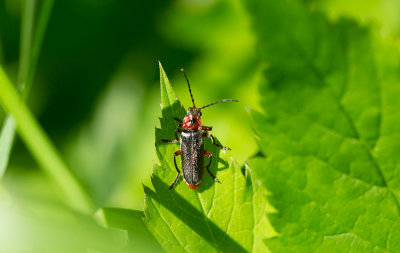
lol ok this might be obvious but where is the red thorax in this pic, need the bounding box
[182,114,202,130]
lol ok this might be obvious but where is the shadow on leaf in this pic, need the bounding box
[144,177,247,253]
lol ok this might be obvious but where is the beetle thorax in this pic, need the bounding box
[182,107,202,130]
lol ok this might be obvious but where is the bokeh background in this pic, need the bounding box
[0,0,258,251]
[1,0,259,208]
[1,0,400,252]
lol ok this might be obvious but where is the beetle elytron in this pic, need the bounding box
[162,69,238,190]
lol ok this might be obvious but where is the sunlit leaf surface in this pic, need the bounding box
[247,0,400,251]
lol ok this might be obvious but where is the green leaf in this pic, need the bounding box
[95,207,163,252]
[247,0,400,251]
[143,62,276,252]
[96,207,147,232]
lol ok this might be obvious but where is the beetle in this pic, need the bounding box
[162,69,238,190]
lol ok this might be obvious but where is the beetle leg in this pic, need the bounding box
[202,126,212,131]
[205,151,220,183]
[203,132,231,151]
[174,129,182,141]
[174,117,181,122]
[169,150,182,189]
[162,129,182,143]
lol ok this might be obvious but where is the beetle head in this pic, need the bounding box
[187,107,202,118]
[183,107,202,130]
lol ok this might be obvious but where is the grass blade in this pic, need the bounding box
[17,0,35,91]
[0,0,54,178]
[0,66,94,213]
[25,0,54,95]
[0,117,16,178]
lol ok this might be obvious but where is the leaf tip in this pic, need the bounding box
[143,183,153,194]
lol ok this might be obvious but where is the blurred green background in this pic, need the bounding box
[1,0,399,252]
[0,0,258,208]
[0,0,258,251]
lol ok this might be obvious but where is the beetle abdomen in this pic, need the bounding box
[180,131,204,186]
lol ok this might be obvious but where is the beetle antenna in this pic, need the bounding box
[199,99,239,110]
[181,68,196,108]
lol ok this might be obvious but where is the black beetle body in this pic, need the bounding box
[181,131,204,187]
